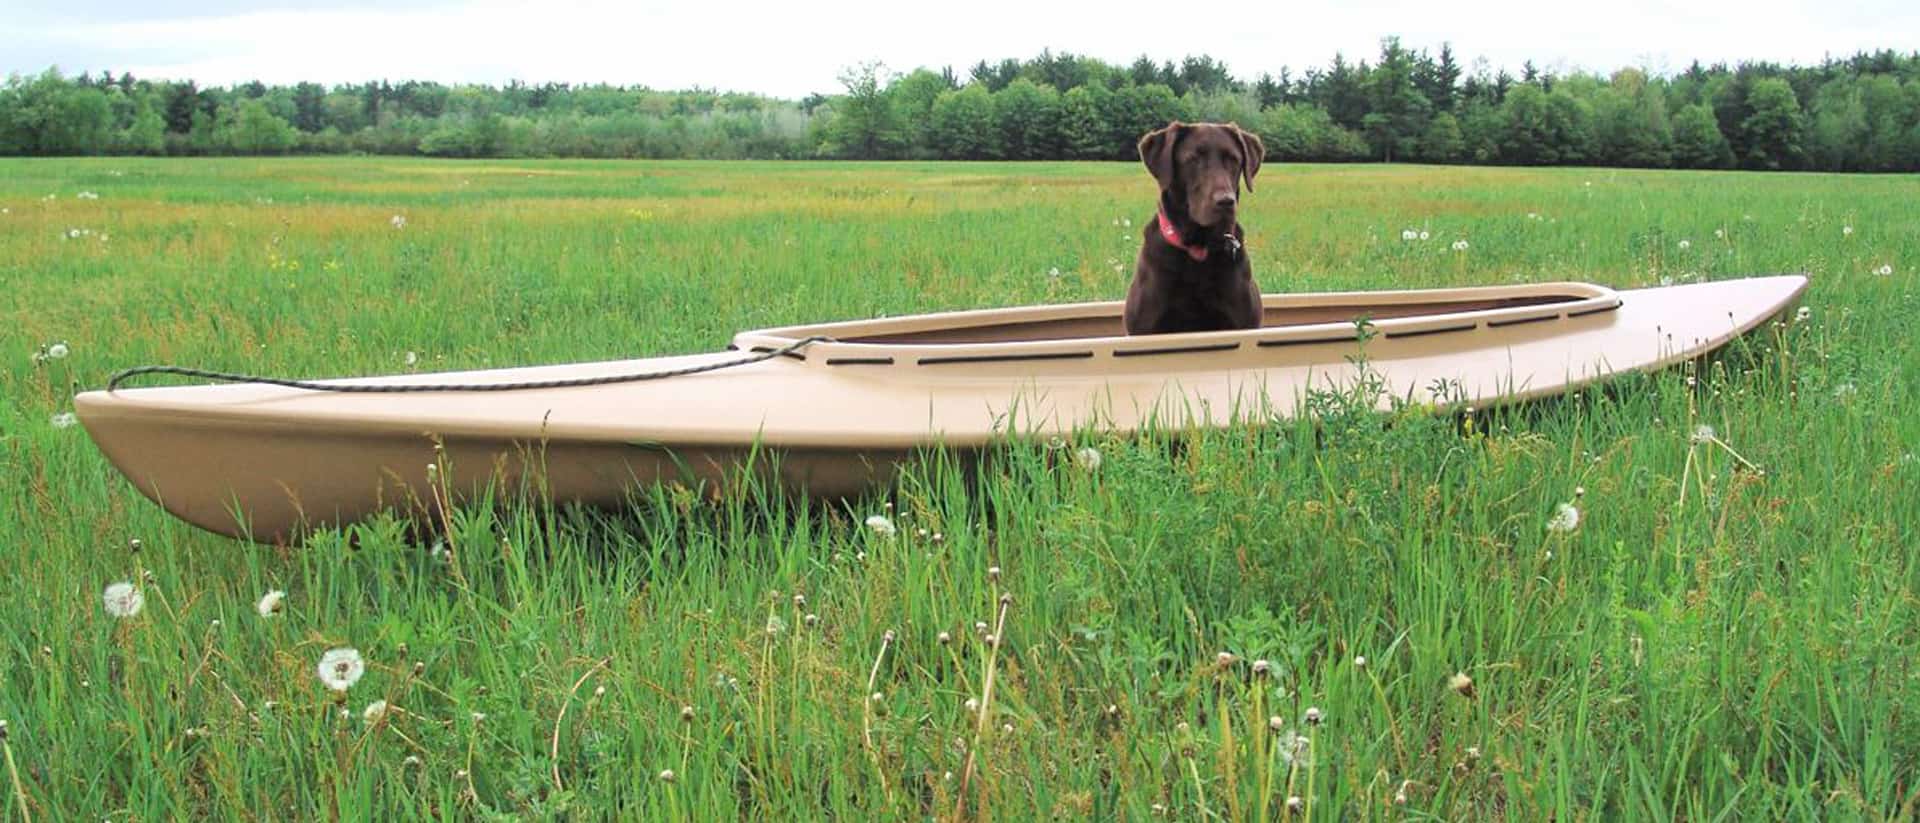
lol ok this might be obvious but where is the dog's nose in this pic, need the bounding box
[1214,193,1237,209]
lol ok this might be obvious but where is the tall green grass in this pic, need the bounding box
[2,158,1916,819]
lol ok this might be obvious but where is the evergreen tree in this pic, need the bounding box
[1361,37,1431,162]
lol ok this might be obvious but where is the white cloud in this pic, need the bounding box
[8,0,1914,98]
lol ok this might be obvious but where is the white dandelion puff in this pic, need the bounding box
[1714,228,1725,239]
[405,351,418,366]
[362,700,389,723]
[1418,230,1430,241]
[316,647,366,692]
[1400,229,1418,241]
[46,342,69,359]
[1794,306,1811,323]
[102,582,144,618]
[77,191,99,200]
[765,615,787,635]
[50,412,78,429]
[1451,239,1470,252]
[1072,446,1102,471]
[390,214,407,230]
[1691,424,1717,444]
[1842,225,1854,237]
[1047,266,1060,278]
[1546,502,1580,534]
[1677,239,1692,250]
[864,514,896,538]
[1874,264,1893,276]
[256,589,286,617]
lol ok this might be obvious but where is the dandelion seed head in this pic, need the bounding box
[363,700,388,723]
[657,769,675,783]
[1547,502,1581,533]
[1678,240,1692,250]
[1874,264,1893,276]
[1451,239,1470,252]
[1252,659,1272,676]
[51,412,78,429]
[1072,446,1102,471]
[1418,230,1430,241]
[1354,655,1367,667]
[864,515,896,537]
[1215,651,1235,666]
[256,589,286,617]
[390,214,407,230]
[102,582,143,618]
[1842,225,1854,236]
[1304,706,1323,725]
[1449,671,1476,698]
[316,647,365,692]
[1691,423,1716,443]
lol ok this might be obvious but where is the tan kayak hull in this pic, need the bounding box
[75,275,1807,541]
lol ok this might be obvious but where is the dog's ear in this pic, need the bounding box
[1230,123,1264,192]
[1138,121,1184,189]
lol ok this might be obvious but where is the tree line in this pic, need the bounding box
[5,41,1920,171]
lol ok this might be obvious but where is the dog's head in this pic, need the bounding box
[1138,121,1264,229]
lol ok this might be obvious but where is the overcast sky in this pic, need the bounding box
[5,0,1916,98]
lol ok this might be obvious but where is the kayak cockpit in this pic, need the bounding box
[730,281,1620,369]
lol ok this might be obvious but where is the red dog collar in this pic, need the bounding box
[1157,209,1208,262]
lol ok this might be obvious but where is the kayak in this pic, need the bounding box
[75,274,1808,541]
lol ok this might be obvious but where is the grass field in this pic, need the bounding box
[2,157,1917,820]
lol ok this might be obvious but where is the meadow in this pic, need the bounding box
[1,156,1916,820]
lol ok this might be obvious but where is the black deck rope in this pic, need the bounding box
[107,335,833,394]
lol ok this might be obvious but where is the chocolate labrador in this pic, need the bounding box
[1123,121,1265,335]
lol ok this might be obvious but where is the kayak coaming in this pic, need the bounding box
[74,275,1808,540]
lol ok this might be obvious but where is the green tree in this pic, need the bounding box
[1593,69,1673,167]
[1417,111,1463,162]
[992,79,1064,160]
[1740,77,1806,169]
[891,68,955,158]
[823,62,905,159]
[1059,85,1113,160]
[1361,38,1431,162]
[223,98,297,153]
[0,70,112,154]
[291,82,326,132]
[123,98,167,154]
[1498,84,1555,164]
[1671,103,1734,168]
[926,85,1000,159]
